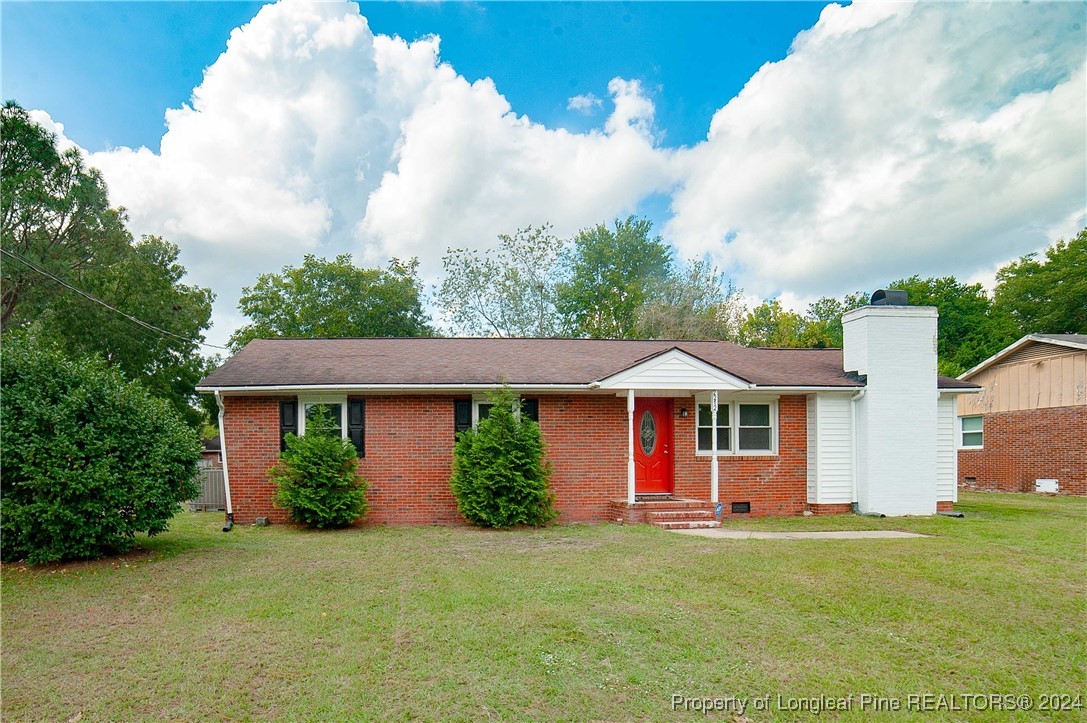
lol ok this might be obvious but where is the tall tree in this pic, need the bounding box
[736,299,808,348]
[436,225,563,337]
[800,292,869,348]
[888,275,1017,377]
[2,102,214,427]
[1,101,130,326]
[34,235,215,427]
[633,259,745,340]
[555,216,672,339]
[229,255,432,350]
[994,228,1086,335]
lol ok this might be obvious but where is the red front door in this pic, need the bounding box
[634,398,674,494]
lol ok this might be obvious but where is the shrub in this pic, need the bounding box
[450,386,557,527]
[0,335,201,564]
[270,409,368,528]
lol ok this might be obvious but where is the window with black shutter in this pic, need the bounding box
[348,399,365,457]
[454,399,472,440]
[280,401,298,451]
[521,398,539,423]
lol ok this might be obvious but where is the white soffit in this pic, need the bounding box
[596,348,753,390]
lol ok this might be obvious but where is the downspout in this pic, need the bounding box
[627,389,636,505]
[215,391,234,532]
[850,388,866,513]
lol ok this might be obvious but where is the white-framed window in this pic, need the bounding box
[281,395,366,457]
[454,397,540,439]
[695,397,777,455]
[960,415,983,448]
[298,395,347,437]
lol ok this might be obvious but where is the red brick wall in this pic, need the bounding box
[672,395,809,518]
[221,393,811,524]
[958,406,1086,495]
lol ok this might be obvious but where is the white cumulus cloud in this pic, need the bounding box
[567,92,603,114]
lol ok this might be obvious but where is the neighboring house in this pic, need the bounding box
[199,437,223,468]
[957,334,1086,495]
[197,299,978,527]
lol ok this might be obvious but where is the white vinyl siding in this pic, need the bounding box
[806,393,854,505]
[937,396,958,502]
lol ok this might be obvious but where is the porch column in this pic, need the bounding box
[627,389,636,505]
[710,390,719,504]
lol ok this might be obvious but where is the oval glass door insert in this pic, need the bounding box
[639,411,657,455]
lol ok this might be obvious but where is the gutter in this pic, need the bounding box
[214,391,234,532]
[850,388,866,509]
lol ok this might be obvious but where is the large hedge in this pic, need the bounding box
[270,409,368,528]
[450,387,556,528]
[1,336,201,564]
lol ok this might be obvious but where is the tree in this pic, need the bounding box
[229,255,432,350]
[994,228,1086,335]
[799,292,869,348]
[2,102,215,427]
[555,216,672,338]
[270,407,368,528]
[737,300,808,348]
[888,275,1017,377]
[633,259,745,340]
[34,235,214,427]
[1,101,130,326]
[450,387,556,528]
[1,335,201,564]
[437,225,563,337]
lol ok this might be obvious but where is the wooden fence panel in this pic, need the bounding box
[191,468,226,511]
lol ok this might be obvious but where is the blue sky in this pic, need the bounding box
[4,2,829,152]
[3,1,1084,345]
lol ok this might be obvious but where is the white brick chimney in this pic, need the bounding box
[842,301,939,516]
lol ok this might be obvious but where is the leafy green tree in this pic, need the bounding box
[437,224,564,337]
[230,255,431,350]
[34,235,214,427]
[888,275,1017,377]
[737,299,807,348]
[450,387,556,528]
[994,228,1086,335]
[270,407,368,528]
[800,292,869,348]
[1,335,201,564]
[555,216,672,338]
[633,259,745,340]
[1,101,130,326]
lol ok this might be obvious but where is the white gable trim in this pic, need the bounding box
[959,334,1087,380]
[596,348,753,391]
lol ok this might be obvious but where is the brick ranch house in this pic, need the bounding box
[957,333,1086,495]
[198,300,979,528]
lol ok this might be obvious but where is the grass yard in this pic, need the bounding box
[2,492,1084,721]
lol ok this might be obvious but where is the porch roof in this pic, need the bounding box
[198,337,976,392]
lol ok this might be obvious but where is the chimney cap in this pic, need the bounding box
[870,289,908,306]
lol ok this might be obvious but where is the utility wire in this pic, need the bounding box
[0,245,229,350]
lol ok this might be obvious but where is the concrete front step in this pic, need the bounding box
[647,509,717,521]
[651,520,722,530]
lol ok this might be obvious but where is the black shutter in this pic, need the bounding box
[521,398,539,423]
[280,401,298,451]
[454,399,472,439]
[348,399,365,457]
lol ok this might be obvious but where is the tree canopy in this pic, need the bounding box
[555,216,672,339]
[994,228,1086,336]
[1,101,214,427]
[436,225,563,337]
[229,255,432,350]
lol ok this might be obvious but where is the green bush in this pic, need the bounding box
[270,410,368,528]
[450,387,556,528]
[0,335,201,564]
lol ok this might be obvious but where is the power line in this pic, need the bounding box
[0,246,228,351]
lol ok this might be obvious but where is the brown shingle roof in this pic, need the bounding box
[198,337,974,391]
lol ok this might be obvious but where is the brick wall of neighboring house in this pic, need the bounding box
[958,406,1086,496]
[221,392,811,525]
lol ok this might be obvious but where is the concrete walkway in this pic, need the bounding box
[671,528,928,540]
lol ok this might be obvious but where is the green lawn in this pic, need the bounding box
[2,492,1084,721]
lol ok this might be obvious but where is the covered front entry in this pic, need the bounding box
[634,398,674,494]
